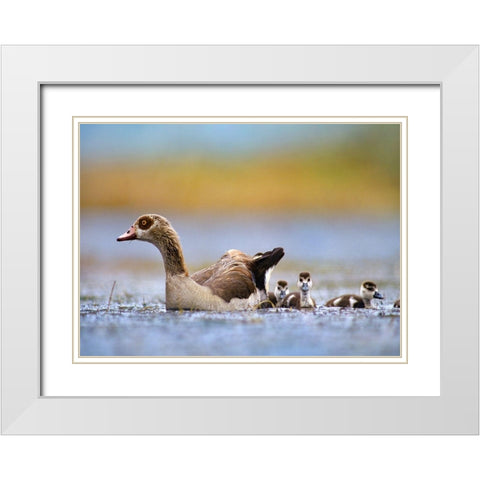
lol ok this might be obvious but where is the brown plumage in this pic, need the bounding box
[325,294,365,308]
[192,250,261,303]
[393,299,400,308]
[117,214,284,311]
[267,292,277,304]
[282,292,317,309]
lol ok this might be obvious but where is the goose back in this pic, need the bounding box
[325,294,365,308]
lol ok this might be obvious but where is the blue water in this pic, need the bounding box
[80,212,401,357]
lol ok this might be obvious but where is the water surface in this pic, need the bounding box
[80,212,401,357]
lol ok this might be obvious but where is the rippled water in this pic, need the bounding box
[80,212,401,357]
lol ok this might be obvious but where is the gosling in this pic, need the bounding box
[325,281,384,309]
[258,280,289,308]
[281,272,316,309]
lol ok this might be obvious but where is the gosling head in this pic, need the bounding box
[117,214,174,243]
[297,272,312,293]
[360,281,384,300]
[274,280,289,301]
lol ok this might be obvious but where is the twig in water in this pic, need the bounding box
[107,281,117,312]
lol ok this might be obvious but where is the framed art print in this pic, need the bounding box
[1,45,478,433]
[74,115,405,362]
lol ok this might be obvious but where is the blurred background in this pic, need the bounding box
[80,122,401,356]
[80,123,400,214]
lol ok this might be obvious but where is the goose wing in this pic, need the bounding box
[191,248,284,303]
[191,250,249,285]
[250,247,284,294]
[191,250,256,302]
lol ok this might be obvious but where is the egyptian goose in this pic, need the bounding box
[325,281,383,308]
[281,272,316,309]
[117,214,284,311]
[393,299,400,308]
[258,280,289,308]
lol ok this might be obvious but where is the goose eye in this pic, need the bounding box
[138,217,152,230]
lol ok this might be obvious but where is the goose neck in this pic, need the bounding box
[152,228,188,277]
[362,297,372,307]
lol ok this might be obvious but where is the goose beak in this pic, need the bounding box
[301,284,309,292]
[117,226,137,241]
[279,291,286,299]
[373,291,384,299]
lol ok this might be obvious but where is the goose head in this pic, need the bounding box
[297,272,312,293]
[117,214,187,276]
[360,281,383,300]
[274,280,289,301]
[117,214,174,244]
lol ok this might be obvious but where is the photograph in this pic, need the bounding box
[79,120,402,358]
